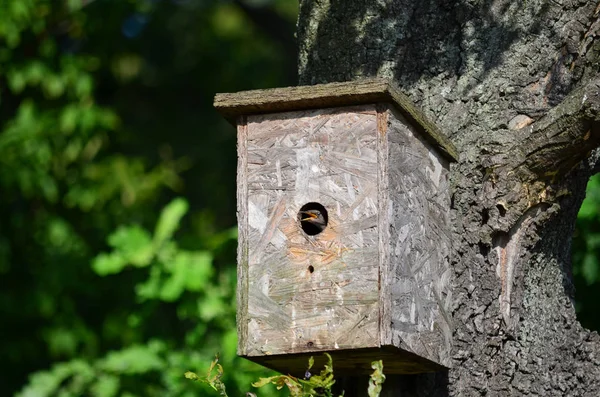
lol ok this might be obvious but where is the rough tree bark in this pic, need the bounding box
[296,0,600,396]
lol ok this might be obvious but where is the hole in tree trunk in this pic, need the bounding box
[481,208,490,225]
[478,242,490,257]
[496,204,507,217]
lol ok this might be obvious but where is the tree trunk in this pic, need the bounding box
[296,0,600,395]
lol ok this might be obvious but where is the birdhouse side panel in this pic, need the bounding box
[384,107,453,367]
[241,106,381,358]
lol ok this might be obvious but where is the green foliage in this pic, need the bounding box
[252,354,338,397]
[185,356,228,397]
[573,173,600,331]
[17,198,268,396]
[92,197,215,306]
[187,354,387,397]
[15,344,167,397]
[368,361,385,397]
[0,0,181,393]
[0,0,297,394]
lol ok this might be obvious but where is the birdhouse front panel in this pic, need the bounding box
[238,105,382,359]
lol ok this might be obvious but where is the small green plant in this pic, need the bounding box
[252,354,337,397]
[187,354,386,397]
[368,360,385,397]
[185,356,228,396]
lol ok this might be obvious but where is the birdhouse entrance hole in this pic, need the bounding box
[298,202,328,236]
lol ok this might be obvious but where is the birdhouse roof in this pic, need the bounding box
[214,78,458,162]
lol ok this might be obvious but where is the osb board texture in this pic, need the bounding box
[383,106,453,368]
[214,78,459,162]
[240,105,380,357]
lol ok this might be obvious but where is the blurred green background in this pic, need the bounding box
[0,1,598,396]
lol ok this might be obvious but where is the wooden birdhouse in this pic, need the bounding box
[214,79,458,375]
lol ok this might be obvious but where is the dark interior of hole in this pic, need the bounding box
[478,242,490,257]
[298,202,328,236]
[496,204,507,217]
[481,208,489,225]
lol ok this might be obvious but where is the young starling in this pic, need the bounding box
[299,209,327,235]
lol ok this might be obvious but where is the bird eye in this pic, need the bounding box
[298,202,328,236]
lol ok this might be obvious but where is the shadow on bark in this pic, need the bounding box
[299,0,552,96]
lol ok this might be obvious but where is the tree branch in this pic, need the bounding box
[518,79,600,180]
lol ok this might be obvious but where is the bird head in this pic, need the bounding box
[299,209,327,228]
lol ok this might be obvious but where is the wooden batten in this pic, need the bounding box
[217,80,456,375]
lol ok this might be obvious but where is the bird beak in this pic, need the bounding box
[300,211,317,221]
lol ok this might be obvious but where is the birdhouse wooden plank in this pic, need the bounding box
[214,79,458,376]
